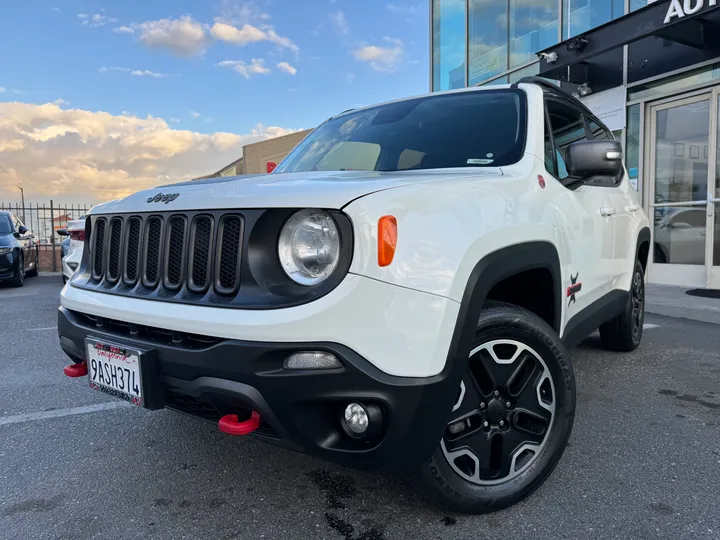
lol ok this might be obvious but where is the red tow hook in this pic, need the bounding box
[64,361,88,378]
[218,411,261,436]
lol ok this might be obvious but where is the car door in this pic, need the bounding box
[586,117,640,287]
[544,98,616,323]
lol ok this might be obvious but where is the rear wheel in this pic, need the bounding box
[599,260,645,352]
[419,301,575,514]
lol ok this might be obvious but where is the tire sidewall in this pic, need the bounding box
[421,308,575,511]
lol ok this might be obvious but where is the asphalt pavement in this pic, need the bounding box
[1,276,719,540]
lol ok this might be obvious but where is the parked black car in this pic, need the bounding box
[0,211,39,287]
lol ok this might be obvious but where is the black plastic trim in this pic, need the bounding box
[562,290,627,349]
[214,214,244,296]
[187,215,214,293]
[58,306,464,469]
[446,241,562,362]
[141,216,164,289]
[122,216,142,286]
[162,215,188,291]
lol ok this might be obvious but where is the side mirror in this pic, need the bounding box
[669,222,692,230]
[56,228,68,236]
[564,140,624,188]
[18,225,29,235]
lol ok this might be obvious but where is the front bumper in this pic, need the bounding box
[0,251,18,281]
[58,306,465,469]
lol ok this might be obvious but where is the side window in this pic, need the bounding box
[546,100,587,181]
[587,118,612,140]
[11,215,20,231]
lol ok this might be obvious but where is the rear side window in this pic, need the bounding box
[0,215,12,234]
[588,118,612,140]
[546,100,587,180]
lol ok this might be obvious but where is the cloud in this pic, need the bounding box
[329,11,349,36]
[386,3,423,15]
[169,117,180,123]
[210,22,298,53]
[0,101,299,203]
[218,59,271,78]
[131,70,170,78]
[0,87,23,94]
[276,61,297,75]
[79,13,118,28]
[135,16,208,57]
[189,110,202,119]
[353,37,404,72]
[98,66,131,73]
[113,26,134,34]
[346,73,356,83]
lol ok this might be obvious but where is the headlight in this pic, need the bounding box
[278,209,340,285]
[0,247,12,255]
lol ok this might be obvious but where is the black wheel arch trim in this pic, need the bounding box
[636,227,651,269]
[446,241,562,362]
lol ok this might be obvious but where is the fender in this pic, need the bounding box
[445,241,562,361]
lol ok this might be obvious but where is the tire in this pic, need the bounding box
[599,260,645,352]
[11,254,25,287]
[418,301,576,514]
[26,263,38,278]
[62,274,68,284]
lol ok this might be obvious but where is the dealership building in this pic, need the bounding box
[432,0,720,289]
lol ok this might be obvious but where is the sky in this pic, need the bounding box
[0,0,429,205]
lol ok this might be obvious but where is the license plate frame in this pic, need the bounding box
[85,338,147,407]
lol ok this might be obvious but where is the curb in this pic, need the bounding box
[645,302,720,326]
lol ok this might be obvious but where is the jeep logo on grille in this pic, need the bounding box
[146,192,180,204]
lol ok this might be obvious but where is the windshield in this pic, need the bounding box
[0,215,13,234]
[275,89,526,174]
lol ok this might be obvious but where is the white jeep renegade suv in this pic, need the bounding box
[58,78,650,514]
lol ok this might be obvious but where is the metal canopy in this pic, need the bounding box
[537,2,720,92]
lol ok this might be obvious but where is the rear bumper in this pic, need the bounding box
[58,307,465,469]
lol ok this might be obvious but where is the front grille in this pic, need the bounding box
[88,212,244,297]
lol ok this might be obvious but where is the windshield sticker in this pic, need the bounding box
[467,158,494,165]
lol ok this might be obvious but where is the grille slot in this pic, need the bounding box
[215,215,243,295]
[164,216,187,290]
[106,218,123,283]
[188,216,213,293]
[142,217,163,288]
[123,217,142,284]
[92,218,107,280]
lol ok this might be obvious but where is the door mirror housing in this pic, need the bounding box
[17,225,29,235]
[56,228,68,236]
[564,140,624,188]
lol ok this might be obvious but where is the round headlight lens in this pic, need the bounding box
[278,209,340,286]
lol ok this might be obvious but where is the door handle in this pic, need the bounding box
[600,207,616,216]
[625,204,641,212]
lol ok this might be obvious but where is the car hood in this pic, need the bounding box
[0,233,16,247]
[92,169,505,214]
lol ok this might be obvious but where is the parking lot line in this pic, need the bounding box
[29,326,57,331]
[643,323,661,330]
[0,401,130,427]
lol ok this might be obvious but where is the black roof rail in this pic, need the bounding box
[511,76,597,117]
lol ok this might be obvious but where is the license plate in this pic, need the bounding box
[86,339,144,406]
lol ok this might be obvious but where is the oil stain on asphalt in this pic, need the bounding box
[309,469,386,539]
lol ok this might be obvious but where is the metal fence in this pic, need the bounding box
[0,200,92,272]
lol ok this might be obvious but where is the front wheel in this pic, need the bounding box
[419,301,576,514]
[11,254,25,287]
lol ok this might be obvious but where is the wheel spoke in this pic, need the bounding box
[448,373,484,421]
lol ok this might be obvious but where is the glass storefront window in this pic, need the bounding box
[469,0,507,85]
[508,62,539,83]
[628,63,720,102]
[626,104,640,191]
[509,0,559,70]
[563,0,624,40]
[432,0,467,91]
[630,0,652,12]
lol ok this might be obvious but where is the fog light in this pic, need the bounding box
[344,403,369,434]
[283,351,342,370]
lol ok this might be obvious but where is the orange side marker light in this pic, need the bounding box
[378,215,398,267]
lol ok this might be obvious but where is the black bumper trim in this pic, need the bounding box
[58,306,465,469]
